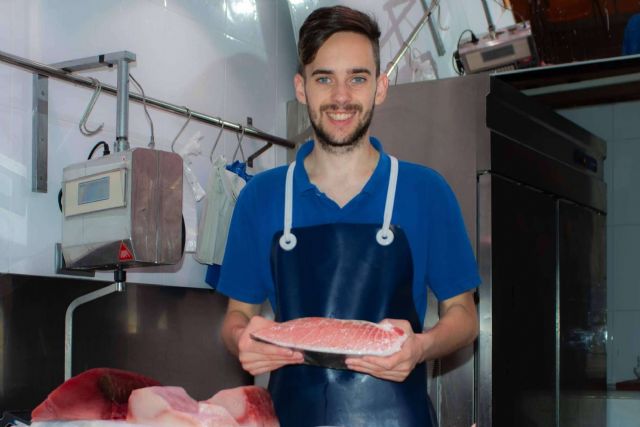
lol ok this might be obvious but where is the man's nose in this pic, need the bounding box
[331,81,351,105]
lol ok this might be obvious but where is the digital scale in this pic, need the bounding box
[458,21,537,74]
[61,147,183,270]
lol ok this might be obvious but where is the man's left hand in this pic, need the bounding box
[344,319,428,382]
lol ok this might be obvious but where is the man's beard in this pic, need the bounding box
[308,103,375,154]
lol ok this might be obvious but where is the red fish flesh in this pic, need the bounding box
[31,368,161,421]
[250,317,407,357]
[205,386,279,427]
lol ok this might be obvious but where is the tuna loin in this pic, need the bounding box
[31,367,161,421]
[250,317,407,357]
[205,386,279,427]
[127,386,239,427]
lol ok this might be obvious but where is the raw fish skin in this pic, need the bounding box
[127,386,239,427]
[250,317,407,357]
[205,386,279,427]
[31,368,161,421]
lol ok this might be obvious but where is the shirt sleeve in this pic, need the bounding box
[425,173,481,301]
[215,183,270,304]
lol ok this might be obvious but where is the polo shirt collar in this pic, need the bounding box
[292,137,390,196]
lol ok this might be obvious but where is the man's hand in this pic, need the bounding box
[344,291,478,382]
[235,315,304,376]
[344,319,428,382]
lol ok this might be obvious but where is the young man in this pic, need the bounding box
[217,6,480,427]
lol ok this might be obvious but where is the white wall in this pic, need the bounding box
[559,101,640,386]
[287,0,515,82]
[0,0,298,288]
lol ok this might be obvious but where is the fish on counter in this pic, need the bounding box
[30,368,279,427]
[127,386,239,427]
[31,368,161,422]
[204,386,279,427]
[128,385,278,427]
[250,317,408,369]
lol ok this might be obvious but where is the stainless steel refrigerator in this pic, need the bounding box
[287,73,607,426]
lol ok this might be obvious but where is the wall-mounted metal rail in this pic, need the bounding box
[0,49,296,192]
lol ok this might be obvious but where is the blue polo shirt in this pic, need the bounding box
[214,138,480,325]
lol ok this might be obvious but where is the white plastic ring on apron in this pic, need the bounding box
[278,156,399,251]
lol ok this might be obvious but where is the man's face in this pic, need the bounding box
[294,31,388,153]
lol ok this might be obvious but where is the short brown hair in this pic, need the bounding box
[297,6,381,76]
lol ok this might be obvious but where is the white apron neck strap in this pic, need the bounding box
[279,161,297,250]
[376,155,398,246]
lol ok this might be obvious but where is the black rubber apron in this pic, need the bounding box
[268,157,433,427]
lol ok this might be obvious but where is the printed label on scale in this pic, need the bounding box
[118,242,134,261]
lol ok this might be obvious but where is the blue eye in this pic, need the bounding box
[352,76,367,84]
[316,76,331,84]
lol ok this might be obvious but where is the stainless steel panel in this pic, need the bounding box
[480,174,558,426]
[489,133,607,213]
[558,201,607,425]
[487,78,606,179]
[477,173,493,427]
[0,274,250,413]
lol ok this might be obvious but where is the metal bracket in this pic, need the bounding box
[32,74,48,192]
[31,51,136,193]
[55,243,95,277]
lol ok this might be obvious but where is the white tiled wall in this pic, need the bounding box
[0,0,298,287]
[559,101,640,387]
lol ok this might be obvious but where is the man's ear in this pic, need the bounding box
[294,73,307,105]
[374,72,389,106]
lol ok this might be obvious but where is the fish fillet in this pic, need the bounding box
[205,386,279,427]
[250,317,407,357]
[127,386,238,427]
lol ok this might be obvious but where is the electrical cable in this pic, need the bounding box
[129,73,156,149]
[452,29,477,75]
[87,140,110,160]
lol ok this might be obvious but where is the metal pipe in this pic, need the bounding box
[64,282,126,380]
[480,0,496,37]
[385,7,434,78]
[0,49,295,150]
[115,58,131,152]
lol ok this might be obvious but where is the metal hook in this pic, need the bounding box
[210,120,226,163]
[171,107,192,153]
[79,77,104,136]
[233,125,246,162]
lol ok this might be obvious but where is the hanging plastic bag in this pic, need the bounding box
[195,155,246,267]
[176,132,206,253]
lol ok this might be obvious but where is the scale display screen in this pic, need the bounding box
[78,176,110,205]
[64,168,126,217]
[481,44,516,62]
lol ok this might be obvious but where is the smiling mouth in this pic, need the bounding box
[327,111,355,121]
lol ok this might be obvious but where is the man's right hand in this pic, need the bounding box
[235,316,304,375]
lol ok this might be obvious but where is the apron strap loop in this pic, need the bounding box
[279,161,297,251]
[376,155,398,246]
